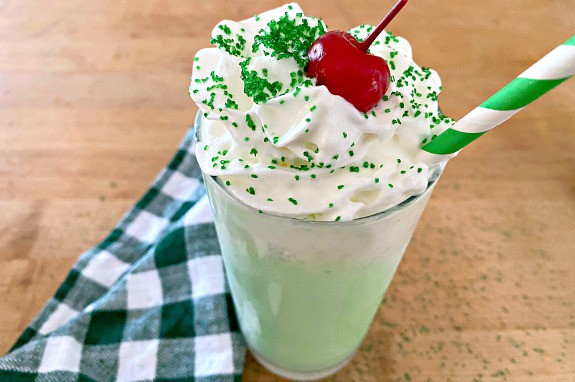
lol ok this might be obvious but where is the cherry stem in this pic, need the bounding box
[358,0,409,52]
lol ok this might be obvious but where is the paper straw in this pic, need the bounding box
[420,35,575,163]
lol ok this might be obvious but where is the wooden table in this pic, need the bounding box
[1,0,573,380]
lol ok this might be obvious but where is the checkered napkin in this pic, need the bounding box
[0,129,245,381]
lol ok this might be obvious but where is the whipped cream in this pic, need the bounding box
[190,3,454,221]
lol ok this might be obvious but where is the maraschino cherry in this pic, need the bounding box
[307,0,408,113]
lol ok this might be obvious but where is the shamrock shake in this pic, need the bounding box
[190,3,452,379]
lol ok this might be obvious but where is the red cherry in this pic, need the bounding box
[307,31,390,113]
[306,0,408,113]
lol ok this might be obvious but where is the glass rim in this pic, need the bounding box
[196,112,444,225]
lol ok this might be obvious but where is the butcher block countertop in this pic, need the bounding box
[1,0,573,380]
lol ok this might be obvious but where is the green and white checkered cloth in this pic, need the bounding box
[0,128,245,381]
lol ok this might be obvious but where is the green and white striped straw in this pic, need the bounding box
[421,35,575,163]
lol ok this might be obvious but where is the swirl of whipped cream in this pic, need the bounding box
[190,3,454,221]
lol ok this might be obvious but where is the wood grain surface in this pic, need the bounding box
[1,0,574,381]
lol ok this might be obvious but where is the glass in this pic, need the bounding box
[196,114,442,380]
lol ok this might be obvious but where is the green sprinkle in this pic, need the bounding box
[349,150,354,157]
[203,145,208,151]
[246,187,255,195]
[417,167,422,173]
[252,14,327,68]
[337,185,344,190]
[363,161,369,168]
[225,98,239,110]
[332,154,339,160]
[343,132,348,138]
[250,148,258,156]
[244,137,250,142]
[288,197,298,205]
[267,197,273,201]
[305,118,311,123]
[245,114,257,131]
[211,28,247,57]
[329,203,333,208]
[240,58,284,103]
[310,105,317,111]
[259,210,263,214]
[218,24,232,35]
[295,175,300,181]
[335,216,341,221]
[304,95,310,101]
[225,180,231,186]
[349,166,360,173]
[388,183,394,188]
[251,174,258,178]
[311,174,316,179]
[375,178,380,183]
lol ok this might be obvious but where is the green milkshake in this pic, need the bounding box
[201,157,438,379]
[190,2,452,380]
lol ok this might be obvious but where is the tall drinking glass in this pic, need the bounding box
[197,115,442,380]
